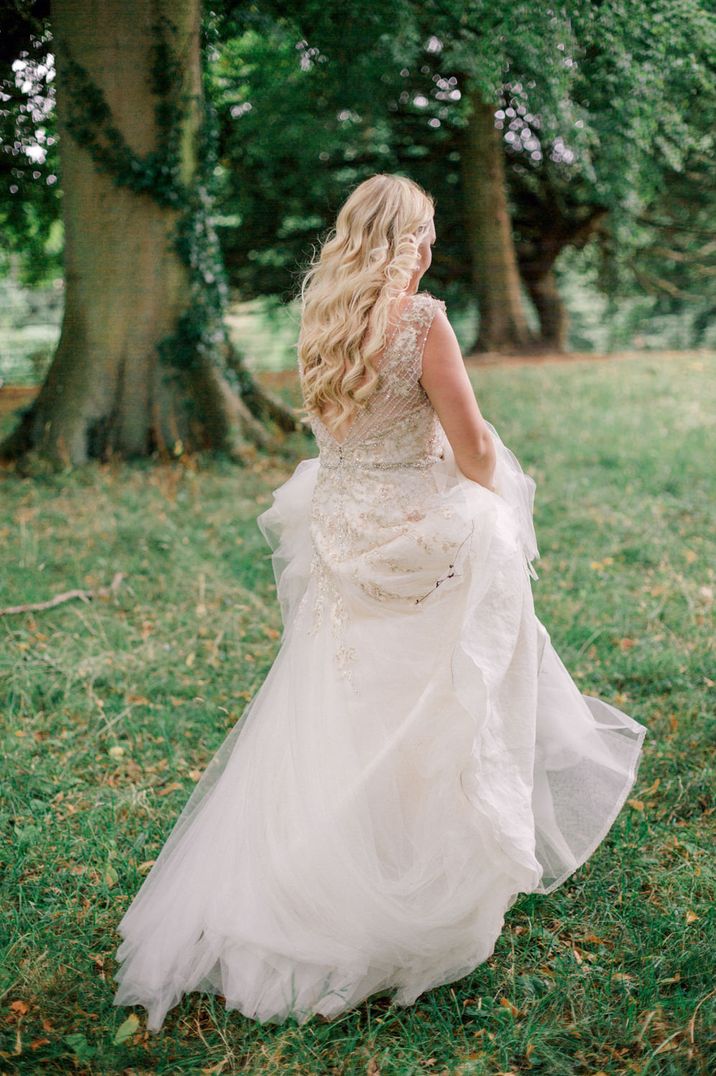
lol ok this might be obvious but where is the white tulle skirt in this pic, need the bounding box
[112,428,648,1031]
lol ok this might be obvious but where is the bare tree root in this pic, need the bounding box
[224,342,309,434]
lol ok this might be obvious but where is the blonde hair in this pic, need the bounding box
[297,173,435,430]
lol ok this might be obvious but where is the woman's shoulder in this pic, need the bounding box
[402,291,447,330]
[413,290,447,316]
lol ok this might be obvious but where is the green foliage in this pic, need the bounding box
[1,354,714,1071]
[0,7,61,285]
[61,49,184,208]
[210,0,716,342]
[1,0,714,340]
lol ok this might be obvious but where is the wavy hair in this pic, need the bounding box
[297,174,435,431]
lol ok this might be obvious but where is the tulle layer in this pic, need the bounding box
[113,437,647,1030]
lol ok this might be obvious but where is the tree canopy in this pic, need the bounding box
[1,0,714,358]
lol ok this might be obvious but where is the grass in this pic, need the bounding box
[1,351,715,1075]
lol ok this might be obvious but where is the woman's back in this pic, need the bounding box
[307,290,447,469]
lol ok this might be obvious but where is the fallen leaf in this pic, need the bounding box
[113,1013,140,1045]
[685,910,699,924]
[9,1000,29,1016]
[499,997,519,1017]
[627,799,644,811]
[157,782,182,797]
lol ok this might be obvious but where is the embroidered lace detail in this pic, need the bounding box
[307,291,446,464]
[299,292,463,680]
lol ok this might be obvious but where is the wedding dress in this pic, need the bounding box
[113,290,648,1031]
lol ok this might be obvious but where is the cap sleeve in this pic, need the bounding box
[414,292,446,380]
[380,291,447,391]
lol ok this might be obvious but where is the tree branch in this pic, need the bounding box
[0,572,125,618]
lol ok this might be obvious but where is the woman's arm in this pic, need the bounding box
[420,308,497,490]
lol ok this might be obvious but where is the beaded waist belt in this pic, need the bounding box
[319,454,440,471]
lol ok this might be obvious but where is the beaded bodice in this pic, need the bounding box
[307,291,447,472]
[296,292,469,679]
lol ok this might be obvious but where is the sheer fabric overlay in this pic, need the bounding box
[113,291,648,1031]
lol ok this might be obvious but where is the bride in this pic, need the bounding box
[113,173,648,1031]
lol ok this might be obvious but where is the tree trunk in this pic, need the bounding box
[515,197,607,353]
[460,90,534,353]
[2,0,294,466]
[522,268,568,351]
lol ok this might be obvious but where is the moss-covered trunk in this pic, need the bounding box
[2,0,292,466]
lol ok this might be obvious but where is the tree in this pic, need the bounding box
[212,0,716,354]
[460,89,533,351]
[1,0,297,467]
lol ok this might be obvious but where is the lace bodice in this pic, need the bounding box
[306,291,447,470]
[296,292,469,679]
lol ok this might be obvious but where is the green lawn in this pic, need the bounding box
[1,352,715,1075]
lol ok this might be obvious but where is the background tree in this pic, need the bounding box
[1,0,713,395]
[210,0,716,352]
[1,0,297,467]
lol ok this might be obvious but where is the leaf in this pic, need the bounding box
[113,1013,140,1045]
[157,782,182,797]
[64,1032,95,1060]
[627,799,644,811]
[104,864,118,887]
[10,1000,29,1015]
[641,777,661,797]
[499,996,519,1017]
[685,910,699,923]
